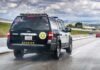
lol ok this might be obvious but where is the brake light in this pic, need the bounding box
[48,32,54,40]
[7,32,10,38]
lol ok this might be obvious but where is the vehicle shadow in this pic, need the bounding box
[14,51,72,62]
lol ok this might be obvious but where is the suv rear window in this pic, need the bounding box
[11,16,50,30]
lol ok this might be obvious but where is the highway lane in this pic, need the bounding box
[0,37,99,70]
[73,37,97,49]
[0,35,94,47]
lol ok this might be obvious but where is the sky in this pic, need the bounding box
[0,0,100,24]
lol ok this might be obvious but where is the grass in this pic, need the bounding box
[0,22,90,37]
[0,22,11,37]
[71,30,90,35]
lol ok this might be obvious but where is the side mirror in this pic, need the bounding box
[65,28,71,32]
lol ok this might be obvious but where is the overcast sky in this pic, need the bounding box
[0,0,100,23]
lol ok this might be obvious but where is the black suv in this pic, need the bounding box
[7,14,72,59]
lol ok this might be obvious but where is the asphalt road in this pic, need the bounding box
[0,37,100,70]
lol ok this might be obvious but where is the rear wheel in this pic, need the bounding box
[14,50,24,59]
[66,38,72,55]
[66,43,72,55]
[53,41,61,59]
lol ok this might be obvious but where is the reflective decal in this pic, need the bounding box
[20,33,37,36]
[39,32,47,40]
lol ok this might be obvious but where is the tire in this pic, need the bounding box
[66,39,72,55]
[53,41,61,59]
[66,43,72,54]
[14,50,24,59]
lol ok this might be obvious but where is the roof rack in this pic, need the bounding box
[20,13,48,16]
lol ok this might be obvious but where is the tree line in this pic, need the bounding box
[67,22,83,28]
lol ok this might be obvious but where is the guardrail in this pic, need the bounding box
[71,28,92,31]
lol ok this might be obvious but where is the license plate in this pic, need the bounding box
[25,36,32,40]
[22,42,34,45]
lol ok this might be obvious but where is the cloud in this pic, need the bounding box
[7,3,18,8]
[0,0,100,24]
[0,9,7,13]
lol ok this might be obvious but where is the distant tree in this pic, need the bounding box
[75,22,83,28]
[66,24,75,28]
[67,24,73,27]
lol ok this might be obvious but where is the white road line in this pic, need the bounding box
[71,40,99,56]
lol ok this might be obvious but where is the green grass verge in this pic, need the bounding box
[0,22,11,37]
[0,22,90,37]
[71,30,90,35]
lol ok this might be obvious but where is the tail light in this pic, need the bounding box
[48,32,54,40]
[7,32,10,38]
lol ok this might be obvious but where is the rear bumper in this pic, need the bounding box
[7,43,57,53]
